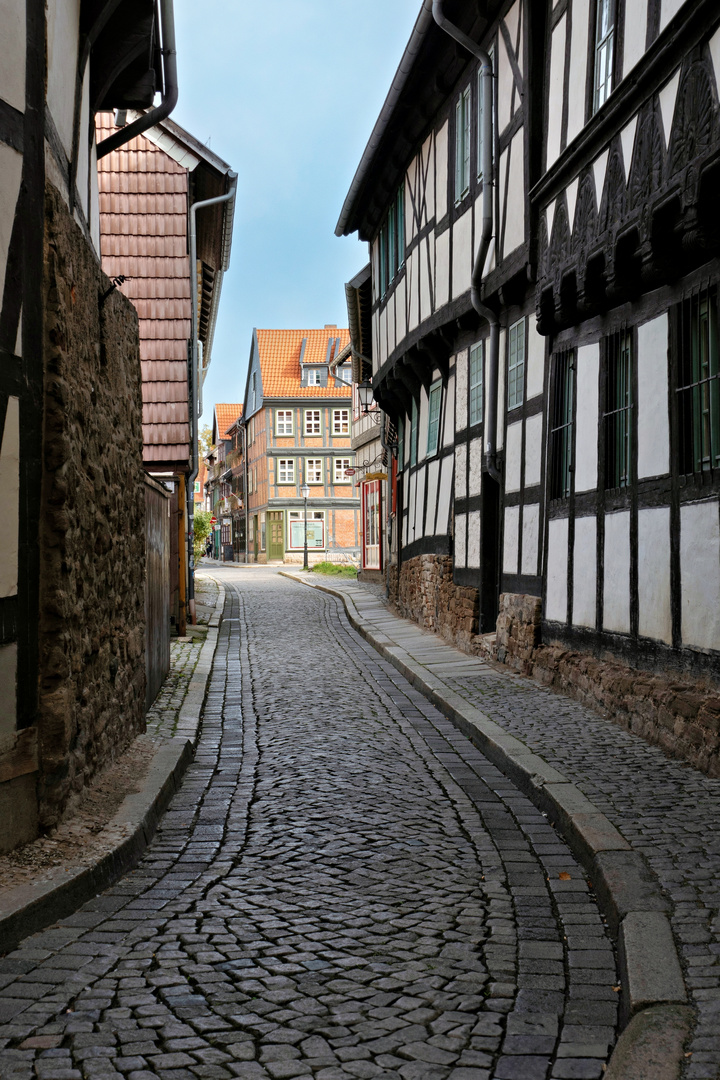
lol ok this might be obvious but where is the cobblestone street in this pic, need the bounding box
[0,569,618,1080]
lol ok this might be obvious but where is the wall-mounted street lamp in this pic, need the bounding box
[301,481,310,571]
[357,378,374,413]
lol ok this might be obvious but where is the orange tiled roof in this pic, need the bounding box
[256,328,351,398]
[97,112,191,466]
[215,404,243,440]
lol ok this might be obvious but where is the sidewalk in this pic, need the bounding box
[0,574,225,954]
[284,570,720,1080]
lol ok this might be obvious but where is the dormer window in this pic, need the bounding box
[308,369,322,386]
[302,366,327,387]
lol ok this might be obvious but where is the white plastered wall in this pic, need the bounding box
[455,443,467,499]
[573,516,597,628]
[437,455,453,536]
[425,458,440,535]
[467,509,481,568]
[469,437,483,497]
[0,145,23,304]
[603,511,631,633]
[456,349,468,433]
[435,121,448,222]
[566,0,590,145]
[503,129,526,256]
[546,517,569,623]
[623,0,649,78]
[455,512,467,568]
[505,420,522,493]
[680,500,720,651]
[0,0,26,112]
[503,505,520,574]
[637,313,670,478]
[47,0,80,159]
[524,414,542,488]
[521,503,540,576]
[526,317,545,399]
[546,14,567,169]
[574,343,599,493]
[638,506,672,644]
[452,207,472,300]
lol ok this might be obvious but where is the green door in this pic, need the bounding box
[267,511,284,561]
[253,515,259,559]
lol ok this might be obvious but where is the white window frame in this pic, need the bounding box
[470,342,484,426]
[455,84,471,204]
[276,409,293,436]
[426,379,442,457]
[307,369,322,386]
[593,0,615,113]
[305,458,323,484]
[332,408,350,436]
[288,510,325,550]
[277,458,295,484]
[304,409,322,436]
[507,318,526,411]
[334,458,353,483]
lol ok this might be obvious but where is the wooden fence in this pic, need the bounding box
[144,475,171,710]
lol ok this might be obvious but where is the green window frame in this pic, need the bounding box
[410,398,418,468]
[397,416,405,472]
[455,85,471,203]
[604,330,633,489]
[469,341,484,426]
[427,380,442,457]
[507,318,526,410]
[550,349,575,499]
[677,288,720,475]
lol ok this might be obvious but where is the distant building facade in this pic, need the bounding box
[236,328,360,564]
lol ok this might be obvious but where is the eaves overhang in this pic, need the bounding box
[335,0,489,242]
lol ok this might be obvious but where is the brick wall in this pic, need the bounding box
[38,184,146,828]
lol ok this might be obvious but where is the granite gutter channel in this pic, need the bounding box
[281,571,695,1080]
[0,579,225,955]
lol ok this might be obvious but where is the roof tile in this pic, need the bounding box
[256,328,352,399]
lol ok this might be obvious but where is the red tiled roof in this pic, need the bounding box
[215,404,243,441]
[256,329,352,398]
[97,113,191,468]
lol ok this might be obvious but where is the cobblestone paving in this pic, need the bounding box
[438,669,720,1079]
[0,569,617,1080]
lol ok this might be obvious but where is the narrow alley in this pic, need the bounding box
[0,570,617,1080]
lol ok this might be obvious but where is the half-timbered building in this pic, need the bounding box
[338,0,720,770]
[0,0,180,849]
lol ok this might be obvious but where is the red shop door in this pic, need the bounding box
[362,480,382,570]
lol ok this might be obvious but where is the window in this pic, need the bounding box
[278,459,295,484]
[334,458,353,483]
[605,330,633,489]
[470,341,484,426]
[593,0,615,113]
[248,468,253,494]
[427,380,442,456]
[332,409,350,435]
[304,410,321,435]
[410,397,418,467]
[397,417,405,472]
[288,510,325,549]
[307,369,322,386]
[549,350,575,499]
[508,318,526,410]
[377,183,405,298]
[276,410,293,436]
[194,480,201,494]
[455,84,471,203]
[305,458,323,483]
[676,288,720,475]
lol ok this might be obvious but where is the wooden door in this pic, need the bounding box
[267,511,284,560]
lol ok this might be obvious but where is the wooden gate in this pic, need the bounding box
[145,476,171,710]
[267,511,284,560]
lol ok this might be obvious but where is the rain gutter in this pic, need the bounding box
[187,175,238,619]
[96,0,178,159]
[432,0,500,482]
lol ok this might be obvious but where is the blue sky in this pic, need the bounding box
[170,0,421,432]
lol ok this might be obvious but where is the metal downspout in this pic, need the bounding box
[96,0,178,159]
[187,179,238,619]
[432,1,500,483]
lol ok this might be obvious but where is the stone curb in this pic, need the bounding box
[0,578,226,955]
[281,572,692,1077]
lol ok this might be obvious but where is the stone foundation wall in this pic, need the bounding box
[392,554,479,651]
[495,592,720,778]
[38,184,146,827]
